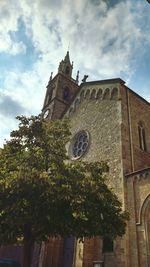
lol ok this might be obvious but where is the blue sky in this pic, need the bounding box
[0,0,150,147]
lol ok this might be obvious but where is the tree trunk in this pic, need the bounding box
[23,224,34,267]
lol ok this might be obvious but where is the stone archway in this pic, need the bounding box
[144,203,150,266]
[138,194,150,267]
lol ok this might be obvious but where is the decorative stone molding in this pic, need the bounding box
[126,168,150,182]
[111,87,118,100]
[66,86,120,117]
[90,89,96,99]
[103,88,110,100]
[135,171,150,181]
[96,88,103,99]
[85,89,90,99]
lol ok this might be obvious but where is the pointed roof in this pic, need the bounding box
[64,51,71,63]
[58,51,73,77]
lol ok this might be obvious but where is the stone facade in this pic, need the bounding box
[42,53,150,267]
[65,81,124,267]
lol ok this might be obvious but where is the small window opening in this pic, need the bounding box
[65,66,70,75]
[63,87,70,101]
[138,124,147,152]
[102,237,114,253]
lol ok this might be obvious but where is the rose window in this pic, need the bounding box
[71,131,89,159]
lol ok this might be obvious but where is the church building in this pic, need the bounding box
[41,52,150,267]
[0,52,150,267]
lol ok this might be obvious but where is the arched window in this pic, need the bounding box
[63,87,70,101]
[65,66,70,75]
[138,123,147,152]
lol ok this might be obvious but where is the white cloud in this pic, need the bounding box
[19,0,143,78]
[0,0,150,147]
[0,34,26,55]
[0,0,146,76]
[0,0,27,55]
[11,42,26,55]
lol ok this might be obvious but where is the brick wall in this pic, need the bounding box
[121,85,150,173]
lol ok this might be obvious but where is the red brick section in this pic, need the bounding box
[82,238,107,267]
[43,73,80,120]
[51,75,79,119]
[121,84,150,267]
[42,238,64,267]
[120,84,133,174]
[121,84,150,173]
[82,238,95,267]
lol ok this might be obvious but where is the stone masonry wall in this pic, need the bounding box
[66,82,126,267]
[67,82,123,198]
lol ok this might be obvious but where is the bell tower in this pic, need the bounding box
[42,52,80,120]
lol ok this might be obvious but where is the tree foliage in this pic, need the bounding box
[0,115,128,267]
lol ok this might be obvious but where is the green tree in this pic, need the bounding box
[0,115,128,267]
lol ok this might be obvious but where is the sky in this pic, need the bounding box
[0,0,150,147]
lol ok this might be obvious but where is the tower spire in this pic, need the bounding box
[58,51,73,78]
[42,52,80,120]
[64,51,70,62]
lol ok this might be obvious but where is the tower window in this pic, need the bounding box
[138,123,147,152]
[65,66,70,75]
[102,237,114,253]
[63,87,70,101]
